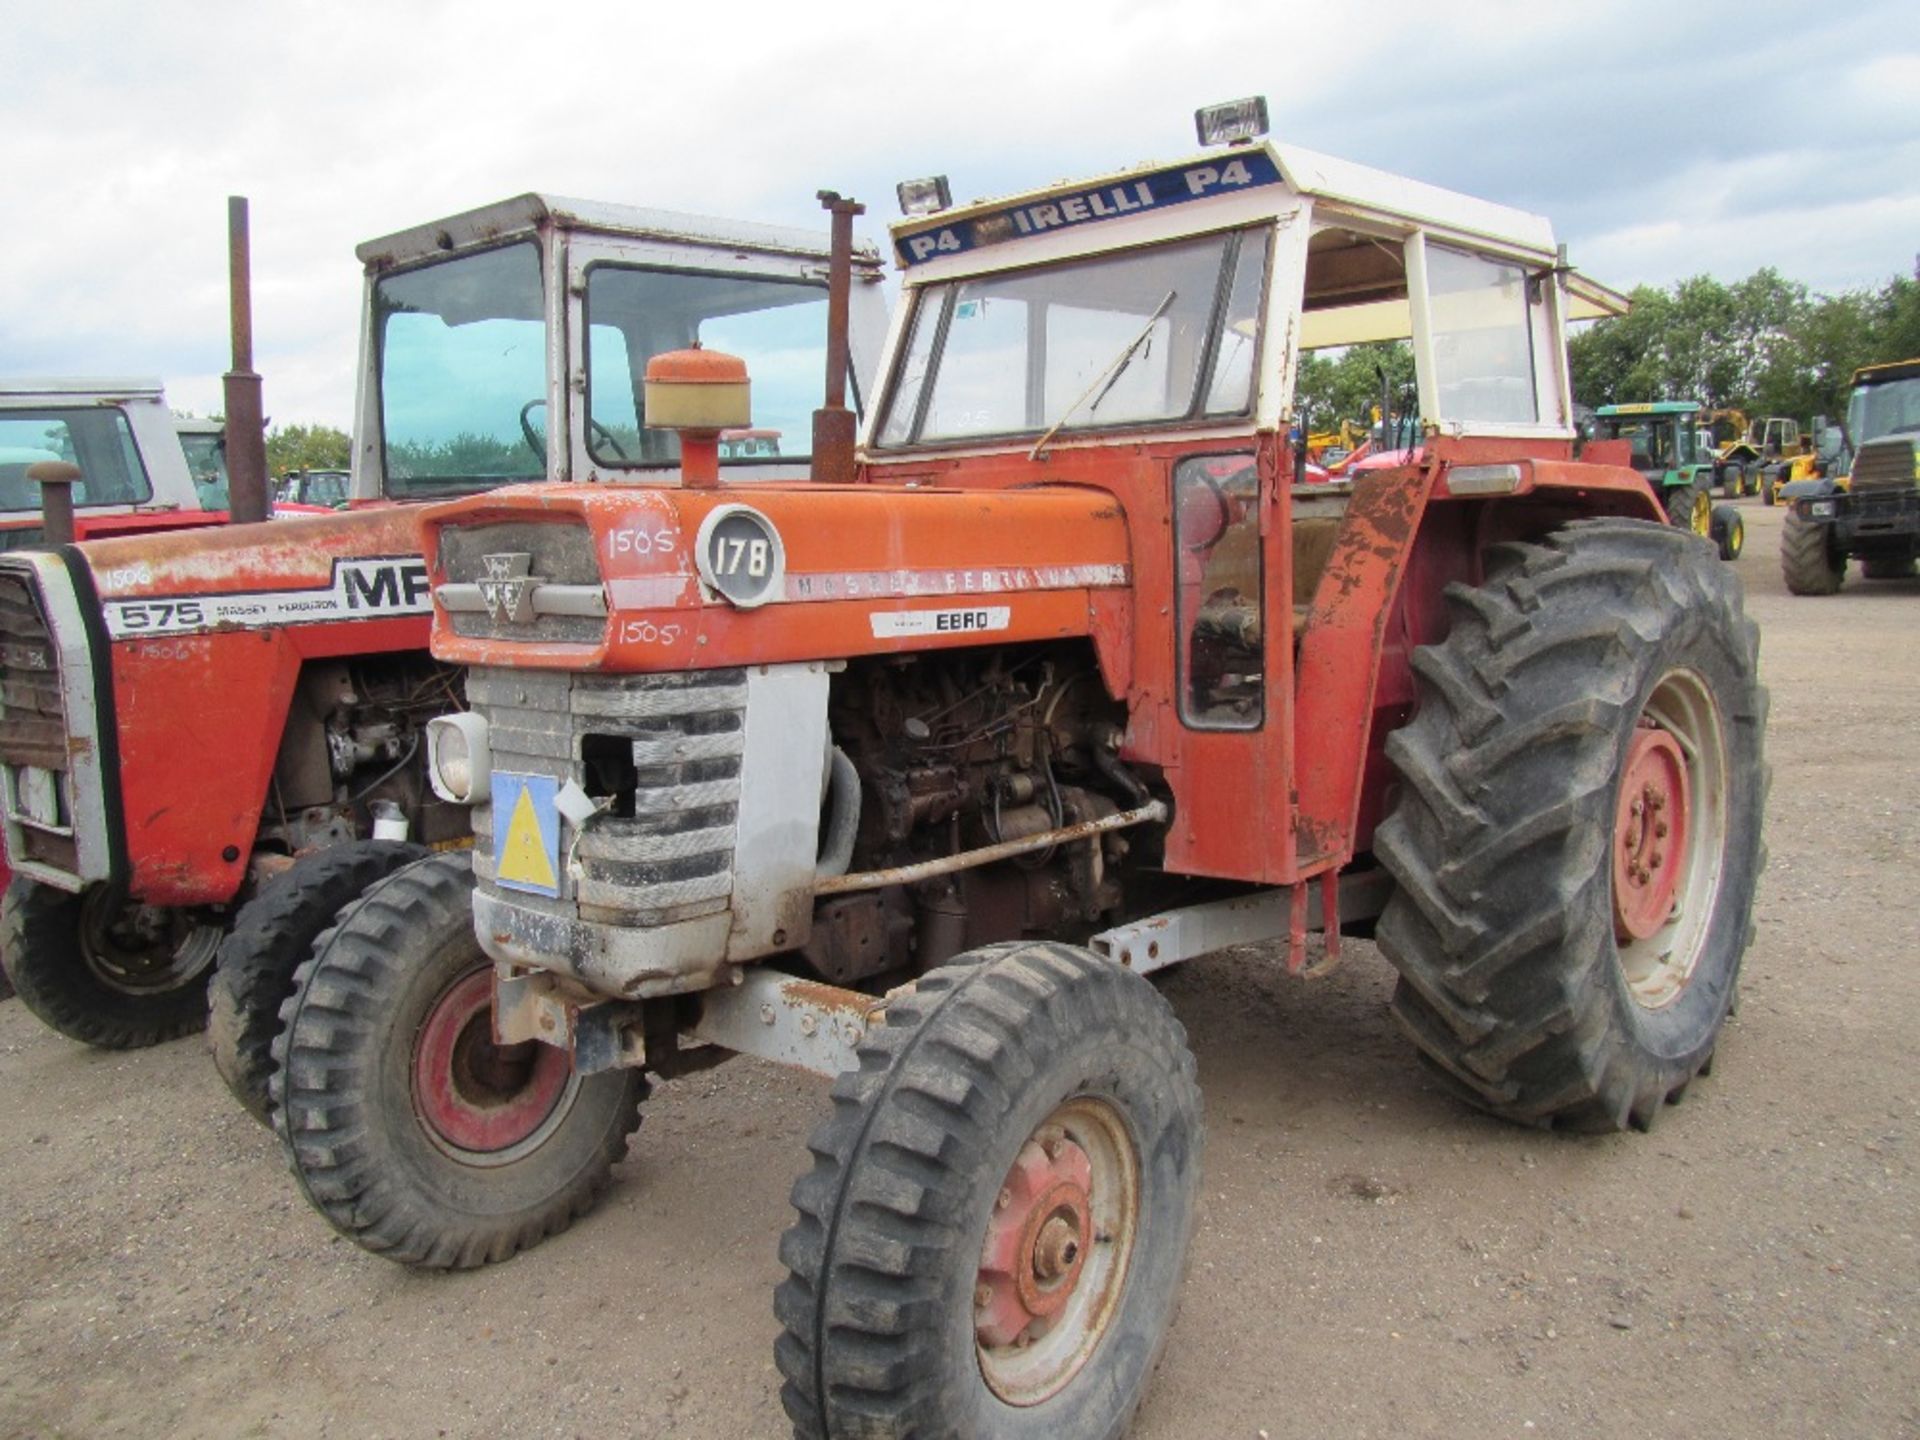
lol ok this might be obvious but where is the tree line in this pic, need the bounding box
[1296,268,1920,433]
[1569,269,1919,421]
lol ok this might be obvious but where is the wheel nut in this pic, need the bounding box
[975,1284,993,1309]
[1650,852,1664,868]
[997,1188,1012,1212]
[1654,822,1669,839]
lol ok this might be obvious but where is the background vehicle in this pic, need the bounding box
[1593,400,1743,557]
[275,468,351,508]
[0,380,237,552]
[271,109,1764,1438]
[0,382,251,996]
[0,197,888,1114]
[1779,358,1920,593]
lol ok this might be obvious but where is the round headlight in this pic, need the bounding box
[426,714,491,805]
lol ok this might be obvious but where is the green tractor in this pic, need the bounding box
[1594,401,1744,560]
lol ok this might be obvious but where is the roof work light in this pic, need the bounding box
[896,175,953,216]
[1195,96,1270,146]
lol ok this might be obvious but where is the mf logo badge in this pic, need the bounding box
[478,552,538,624]
[493,771,562,897]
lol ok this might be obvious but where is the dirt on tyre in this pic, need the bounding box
[1,877,221,1049]
[208,839,427,1126]
[1781,514,1845,594]
[775,941,1203,1440]
[1374,519,1766,1132]
[270,853,643,1268]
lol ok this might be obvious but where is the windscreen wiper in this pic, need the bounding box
[1029,290,1176,460]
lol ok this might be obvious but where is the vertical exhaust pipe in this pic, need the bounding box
[28,461,81,545]
[811,190,863,486]
[224,196,270,523]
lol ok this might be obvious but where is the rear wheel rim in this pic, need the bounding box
[411,965,576,1164]
[975,1097,1139,1406]
[1612,670,1728,1009]
[77,892,220,996]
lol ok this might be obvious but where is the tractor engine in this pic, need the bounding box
[814,644,1146,984]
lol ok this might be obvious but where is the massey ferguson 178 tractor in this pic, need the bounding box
[271,102,1766,1438]
[0,198,887,1122]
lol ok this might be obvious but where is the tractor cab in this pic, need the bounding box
[1593,400,1719,532]
[347,194,891,504]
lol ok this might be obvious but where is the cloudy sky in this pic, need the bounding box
[4,0,1916,429]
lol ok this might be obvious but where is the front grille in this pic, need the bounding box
[469,665,746,927]
[0,565,78,874]
[0,569,64,770]
[1851,439,1918,492]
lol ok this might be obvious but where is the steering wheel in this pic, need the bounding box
[518,400,631,463]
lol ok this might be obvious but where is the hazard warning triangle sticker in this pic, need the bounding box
[494,773,560,896]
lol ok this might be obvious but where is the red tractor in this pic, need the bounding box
[271,105,1765,1437]
[0,197,889,1122]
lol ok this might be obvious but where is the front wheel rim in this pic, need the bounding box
[1611,670,1729,1009]
[411,965,577,1164]
[975,1097,1139,1406]
[1691,491,1712,535]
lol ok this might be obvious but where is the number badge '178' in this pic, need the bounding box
[694,504,785,609]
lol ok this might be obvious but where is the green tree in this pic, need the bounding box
[1295,341,1415,434]
[266,423,352,476]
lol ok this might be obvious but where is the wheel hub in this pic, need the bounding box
[78,891,220,996]
[977,1130,1094,1346]
[1613,723,1691,943]
[973,1099,1140,1408]
[411,966,572,1158]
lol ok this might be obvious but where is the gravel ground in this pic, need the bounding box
[2,499,1916,1439]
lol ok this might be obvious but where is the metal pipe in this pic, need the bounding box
[815,800,1168,896]
[811,190,863,485]
[27,461,81,545]
[223,196,270,524]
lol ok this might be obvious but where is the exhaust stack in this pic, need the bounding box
[811,190,864,485]
[223,196,270,524]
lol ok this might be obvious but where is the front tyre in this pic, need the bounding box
[1709,503,1744,562]
[775,942,1203,1439]
[0,879,220,1049]
[270,854,643,1268]
[1781,514,1845,595]
[209,839,427,1126]
[1374,520,1766,1131]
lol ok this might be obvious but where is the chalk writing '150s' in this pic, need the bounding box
[607,527,678,559]
[618,618,685,646]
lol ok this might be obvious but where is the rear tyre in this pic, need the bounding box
[1781,515,1845,595]
[208,839,427,1126]
[0,878,220,1049]
[1664,485,1710,536]
[1720,464,1744,500]
[1374,520,1765,1131]
[775,942,1203,1439]
[1709,504,1744,562]
[1861,554,1917,580]
[271,854,643,1268]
